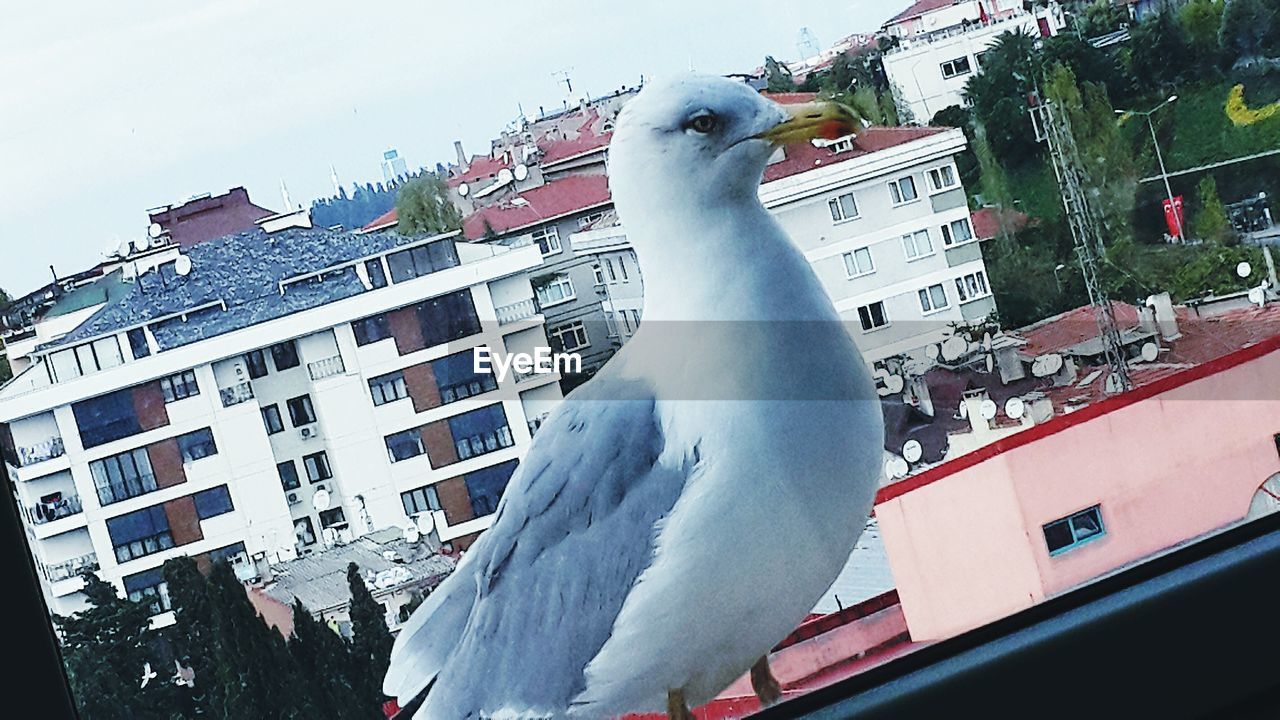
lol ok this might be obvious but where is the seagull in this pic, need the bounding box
[384,74,883,720]
[140,662,157,689]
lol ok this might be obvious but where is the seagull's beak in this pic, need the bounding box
[756,101,861,146]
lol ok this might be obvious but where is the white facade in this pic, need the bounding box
[1,232,561,618]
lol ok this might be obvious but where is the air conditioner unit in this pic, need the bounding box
[287,492,300,505]
[299,426,317,440]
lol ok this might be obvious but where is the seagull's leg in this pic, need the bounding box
[750,656,782,707]
[666,688,695,720]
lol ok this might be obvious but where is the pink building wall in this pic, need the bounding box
[875,339,1280,642]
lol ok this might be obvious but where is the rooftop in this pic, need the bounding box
[461,173,611,239]
[761,126,951,184]
[884,0,958,27]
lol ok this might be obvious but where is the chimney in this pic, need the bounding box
[1149,292,1180,340]
[454,140,468,169]
[1137,306,1158,335]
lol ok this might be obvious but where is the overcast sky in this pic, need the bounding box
[0,1,900,297]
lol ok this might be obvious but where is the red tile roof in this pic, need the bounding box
[539,109,613,166]
[446,154,511,188]
[761,126,949,184]
[885,0,958,26]
[362,207,398,232]
[461,174,612,239]
[1018,302,1146,358]
[970,207,1031,240]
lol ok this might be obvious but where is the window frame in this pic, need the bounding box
[956,270,991,304]
[287,395,316,427]
[303,451,332,483]
[918,283,951,315]
[550,321,589,352]
[368,371,409,406]
[1044,505,1107,556]
[856,301,890,333]
[351,314,392,346]
[175,428,218,463]
[941,217,976,247]
[828,192,860,223]
[534,273,576,308]
[901,229,935,261]
[888,176,919,206]
[531,225,562,255]
[927,165,958,193]
[940,55,972,79]
[269,340,300,371]
[842,247,875,278]
[159,370,200,403]
[261,404,285,435]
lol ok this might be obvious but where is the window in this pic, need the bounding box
[386,240,460,283]
[605,259,618,283]
[843,247,875,278]
[124,567,171,614]
[48,337,126,382]
[619,256,630,281]
[261,404,285,435]
[857,301,889,332]
[386,429,426,463]
[90,448,157,506]
[369,371,408,406]
[402,484,442,516]
[193,486,234,519]
[465,459,519,518]
[940,56,972,79]
[176,428,218,463]
[629,309,641,330]
[319,507,346,528]
[889,176,918,205]
[418,289,482,347]
[352,314,392,345]
[107,506,173,563]
[532,226,562,255]
[449,405,515,461]
[928,165,957,192]
[918,283,950,313]
[550,321,589,352]
[126,328,150,360]
[287,395,316,427]
[828,192,859,222]
[160,370,199,403]
[534,273,576,307]
[364,258,388,289]
[577,211,606,229]
[829,137,855,153]
[245,350,269,379]
[294,516,316,546]
[434,349,498,404]
[73,388,142,449]
[270,341,300,371]
[941,218,975,247]
[1043,505,1106,555]
[277,460,301,491]
[956,270,991,303]
[902,229,934,260]
[303,451,332,483]
[593,265,606,285]
[621,310,633,334]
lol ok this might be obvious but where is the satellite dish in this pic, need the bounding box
[985,352,995,374]
[958,401,969,419]
[1005,396,1025,419]
[403,524,420,544]
[513,163,529,181]
[1249,286,1266,306]
[415,512,436,535]
[174,255,192,276]
[1031,353,1064,378]
[1140,342,1159,362]
[132,237,149,253]
[925,343,940,360]
[982,332,993,351]
[322,527,338,545]
[979,399,998,420]
[884,373,905,394]
[147,222,163,239]
[497,167,514,185]
[884,456,909,479]
[1237,261,1253,278]
[312,489,331,511]
[118,239,133,258]
[902,439,923,463]
[872,368,892,397]
[458,182,470,197]
[940,335,969,362]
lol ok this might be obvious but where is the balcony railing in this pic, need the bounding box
[44,552,98,583]
[219,381,255,407]
[15,437,65,467]
[307,355,346,381]
[495,298,539,326]
[27,494,83,525]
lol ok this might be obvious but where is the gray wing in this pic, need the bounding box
[383,375,689,719]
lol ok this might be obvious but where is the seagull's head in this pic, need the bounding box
[609,74,860,210]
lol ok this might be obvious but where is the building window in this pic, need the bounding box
[928,165,957,192]
[918,283,950,314]
[270,341,300,371]
[386,429,426,463]
[48,337,125,382]
[386,240,460,283]
[941,218,975,247]
[193,485,234,519]
[287,395,316,427]
[277,460,301,491]
[1043,505,1106,555]
[956,270,991,303]
[90,448,157,506]
[619,256,630,281]
[603,259,617,283]
[902,229,934,260]
[295,516,317,546]
[124,567,171,614]
[940,56,972,79]
[159,370,199,403]
[319,507,347,528]
[245,350,269,379]
[842,247,875,278]
[418,290,482,348]
[72,388,143,449]
[435,350,498,404]
[449,405,514,461]
[593,265,606,285]
[303,451,332,483]
[550,321,589,352]
[857,301,889,332]
[261,404,285,435]
[401,485,442,516]
[828,192,859,222]
[829,137,855,153]
[126,328,151,360]
[621,310,633,334]
[577,211,606,229]
[465,459,519,518]
[364,258,388,289]
[176,428,218,463]
[369,371,408,406]
[534,273,576,308]
[532,226,562,255]
[889,176,918,205]
[107,506,173,563]
[352,314,392,346]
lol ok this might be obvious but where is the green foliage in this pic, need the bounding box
[1042,32,1121,90]
[288,599,364,720]
[930,105,981,193]
[1128,9,1194,90]
[1193,175,1237,244]
[1076,0,1126,37]
[763,56,795,93]
[963,29,1043,167]
[1179,0,1226,63]
[164,556,220,711]
[395,174,461,237]
[1220,0,1280,65]
[347,562,395,712]
[1107,237,1264,302]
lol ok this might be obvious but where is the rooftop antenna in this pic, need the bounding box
[280,179,294,210]
[329,165,342,195]
[552,69,574,95]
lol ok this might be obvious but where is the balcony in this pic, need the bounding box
[219,381,255,407]
[14,437,65,467]
[495,298,540,326]
[43,552,98,584]
[307,354,346,381]
[26,494,83,526]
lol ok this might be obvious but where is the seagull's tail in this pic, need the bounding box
[382,560,478,708]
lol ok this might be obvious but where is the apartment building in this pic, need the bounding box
[0,217,561,618]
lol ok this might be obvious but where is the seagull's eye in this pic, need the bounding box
[686,112,718,135]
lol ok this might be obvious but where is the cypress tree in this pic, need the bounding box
[346,563,395,714]
[288,598,364,719]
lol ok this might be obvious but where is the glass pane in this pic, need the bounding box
[840,195,858,218]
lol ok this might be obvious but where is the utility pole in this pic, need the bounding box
[1117,96,1181,240]
[1030,92,1132,394]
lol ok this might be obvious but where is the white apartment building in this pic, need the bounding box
[881,1,1065,123]
[0,218,562,618]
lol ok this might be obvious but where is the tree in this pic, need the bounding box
[930,105,982,193]
[1179,0,1227,64]
[287,599,363,720]
[1076,0,1126,37]
[1129,9,1195,90]
[1220,0,1279,67]
[1193,175,1237,244]
[164,556,220,712]
[963,29,1043,167]
[763,56,796,93]
[346,563,394,714]
[395,174,462,236]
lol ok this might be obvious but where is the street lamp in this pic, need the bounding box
[1053,263,1066,292]
[1117,95,1181,240]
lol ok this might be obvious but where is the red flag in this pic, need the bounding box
[1162,196,1185,238]
[978,2,989,24]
